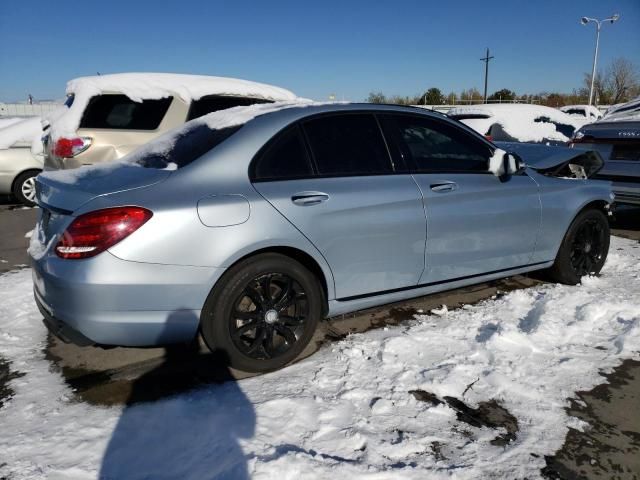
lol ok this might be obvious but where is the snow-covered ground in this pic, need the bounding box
[1,236,639,479]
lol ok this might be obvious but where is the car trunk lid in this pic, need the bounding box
[35,163,171,213]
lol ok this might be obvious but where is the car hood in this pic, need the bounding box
[36,163,171,212]
[495,141,604,178]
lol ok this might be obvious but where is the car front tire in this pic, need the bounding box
[200,253,323,372]
[546,208,610,285]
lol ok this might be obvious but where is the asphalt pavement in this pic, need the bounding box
[1,196,639,478]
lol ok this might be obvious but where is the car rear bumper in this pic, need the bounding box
[31,251,223,347]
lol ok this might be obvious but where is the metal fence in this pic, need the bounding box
[0,103,62,117]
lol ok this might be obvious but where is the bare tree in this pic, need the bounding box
[606,58,639,104]
[583,70,610,104]
[366,92,387,104]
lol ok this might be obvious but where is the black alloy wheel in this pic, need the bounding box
[546,208,610,285]
[569,218,607,277]
[201,253,323,372]
[229,273,309,361]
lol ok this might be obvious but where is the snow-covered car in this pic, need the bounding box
[571,96,640,205]
[43,73,300,170]
[31,103,613,372]
[560,104,602,121]
[447,104,587,145]
[0,116,45,206]
[603,97,640,119]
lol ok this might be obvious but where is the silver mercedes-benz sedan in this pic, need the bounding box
[30,103,613,372]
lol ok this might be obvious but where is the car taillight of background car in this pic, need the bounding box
[52,137,92,158]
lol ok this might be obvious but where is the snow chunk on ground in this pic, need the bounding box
[1,236,639,479]
[50,72,300,140]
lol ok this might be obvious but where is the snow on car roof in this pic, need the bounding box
[49,72,300,140]
[65,72,298,103]
[601,96,640,122]
[448,104,585,143]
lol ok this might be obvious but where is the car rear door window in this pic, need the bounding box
[187,96,272,121]
[302,114,393,176]
[136,124,242,169]
[383,115,490,173]
[80,95,172,130]
[251,126,314,181]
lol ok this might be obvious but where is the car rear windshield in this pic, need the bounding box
[79,94,172,130]
[187,95,272,121]
[134,123,242,169]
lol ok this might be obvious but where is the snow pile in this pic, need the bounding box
[40,101,313,185]
[0,116,43,154]
[50,73,300,140]
[448,104,586,143]
[1,236,639,479]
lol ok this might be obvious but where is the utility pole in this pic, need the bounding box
[480,48,494,104]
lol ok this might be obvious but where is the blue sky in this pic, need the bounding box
[1,0,638,102]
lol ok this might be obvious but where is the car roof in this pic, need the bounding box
[66,73,299,103]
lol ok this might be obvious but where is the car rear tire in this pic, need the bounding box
[12,170,40,207]
[546,208,610,285]
[200,253,323,372]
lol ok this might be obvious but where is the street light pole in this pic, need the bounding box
[581,14,620,106]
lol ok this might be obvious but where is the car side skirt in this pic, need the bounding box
[327,260,553,317]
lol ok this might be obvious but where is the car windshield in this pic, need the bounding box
[135,123,242,169]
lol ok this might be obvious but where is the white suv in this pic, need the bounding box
[44,73,299,170]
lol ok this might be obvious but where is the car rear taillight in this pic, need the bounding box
[52,137,92,158]
[56,207,153,259]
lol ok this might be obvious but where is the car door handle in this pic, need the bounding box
[430,182,458,193]
[291,192,330,206]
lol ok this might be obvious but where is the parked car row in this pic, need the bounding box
[31,102,613,372]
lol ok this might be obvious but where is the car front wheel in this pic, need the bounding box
[200,253,323,372]
[547,208,610,285]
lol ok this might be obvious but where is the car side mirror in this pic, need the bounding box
[503,152,524,176]
[489,148,526,177]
